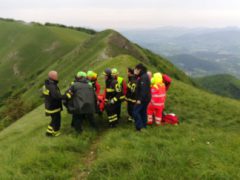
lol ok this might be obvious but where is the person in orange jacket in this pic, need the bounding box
[147,73,166,126]
[162,74,172,91]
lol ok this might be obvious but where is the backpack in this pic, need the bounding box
[162,113,179,125]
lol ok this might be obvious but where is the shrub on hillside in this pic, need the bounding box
[2,96,34,122]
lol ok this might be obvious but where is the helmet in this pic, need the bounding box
[92,72,98,79]
[103,68,112,76]
[87,71,94,77]
[76,71,87,78]
[111,68,119,76]
[153,72,163,84]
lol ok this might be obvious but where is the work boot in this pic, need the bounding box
[46,132,53,137]
[53,131,61,137]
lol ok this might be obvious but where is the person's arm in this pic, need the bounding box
[137,75,150,103]
[122,79,127,96]
[163,74,172,91]
[63,84,74,100]
[95,81,101,95]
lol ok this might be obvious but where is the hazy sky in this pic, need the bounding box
[0,0,240,30]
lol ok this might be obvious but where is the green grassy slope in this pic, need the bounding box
[0,78,239,179]
[0,19,91,103]
[195,74,240,99]
[0,19,239,179]
[88,79,240,179]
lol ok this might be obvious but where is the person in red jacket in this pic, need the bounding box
[162,74,172,91]
[147,73,166,126]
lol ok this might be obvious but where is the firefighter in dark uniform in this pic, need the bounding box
[42,71,62,137]
[111,68,127,120]
[125,68,137,122]
[104,68,121,128]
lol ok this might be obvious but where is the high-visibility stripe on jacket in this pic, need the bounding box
[43,79,63,115]
[117,76,127,96]
[126,76,137,103]
[105,77,121,103]
[150,84,166,108]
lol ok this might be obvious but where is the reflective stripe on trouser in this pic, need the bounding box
[147,104,164,126]
[108,114,118,122]
[46,125,60,136]
[105,103,118,124]
[155,117,162,125]
[147,115,153,125]
[47,112,61,135]
[46,125,54,134]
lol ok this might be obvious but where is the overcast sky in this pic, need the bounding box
[0,0,240,30]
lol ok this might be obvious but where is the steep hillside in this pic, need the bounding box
[0,19,239,179]
[0,19,91,102]
[195,74,240,99]
[0,18,193,129]
[0,77,240,179]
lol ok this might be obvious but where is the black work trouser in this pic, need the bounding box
[116,101,122,119]
[72,113,96,132]
[105,103,118,126]
[50,112,61,131]
[127,102,135,118]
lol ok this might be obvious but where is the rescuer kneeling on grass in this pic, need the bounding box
[43,71,62,137]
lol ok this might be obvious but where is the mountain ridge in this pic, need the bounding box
[0,18,239,179]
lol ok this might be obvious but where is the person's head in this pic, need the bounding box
[87,70,94,80]
[103,68,112,80]
[92,72,98,80]
[153,72,163,84]
[111,68,118,79]
[134,63,147,76]
[127,67,134,77]
[76,71,87,80]
[48,71,58,81]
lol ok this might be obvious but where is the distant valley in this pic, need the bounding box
[122,27,240,78]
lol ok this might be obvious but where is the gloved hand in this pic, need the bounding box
[109,99,115,104]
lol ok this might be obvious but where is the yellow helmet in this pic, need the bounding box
[111,68,119,76]
[153,72,163,84]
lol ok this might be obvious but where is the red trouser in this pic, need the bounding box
[147,103,164,126]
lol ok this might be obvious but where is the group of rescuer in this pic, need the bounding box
[42,63,172,137]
